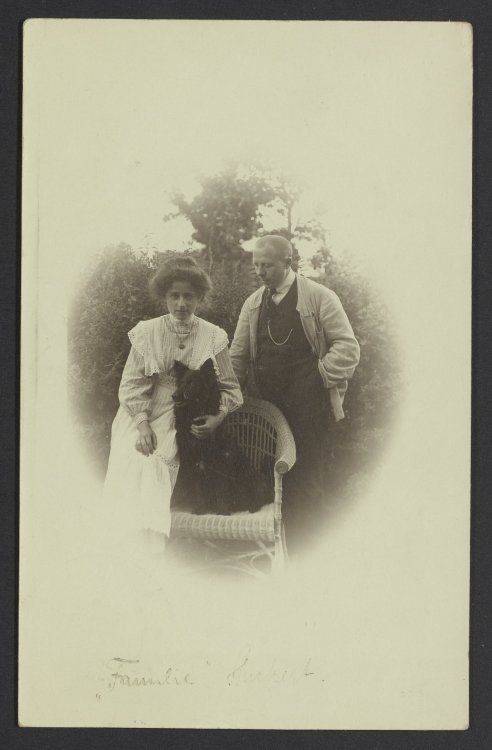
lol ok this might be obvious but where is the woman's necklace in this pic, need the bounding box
[267,319,293,346]
[166,316,196,349]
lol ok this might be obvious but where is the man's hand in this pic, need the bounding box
[135,421,157,456]
[190,412,226,440]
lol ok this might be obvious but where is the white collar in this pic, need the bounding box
[274,267,296,295]
[167,313,197,331]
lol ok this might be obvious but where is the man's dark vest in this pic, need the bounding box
[255,279,321,400]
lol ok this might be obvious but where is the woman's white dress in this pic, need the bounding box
[103,314,243,539]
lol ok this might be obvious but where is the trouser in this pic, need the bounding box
[257,372,333,553]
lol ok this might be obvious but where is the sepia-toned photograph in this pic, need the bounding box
[20,19,471,729]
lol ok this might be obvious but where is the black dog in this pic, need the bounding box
[170,358,272,515]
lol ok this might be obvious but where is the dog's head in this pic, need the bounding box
[172,358,220,416]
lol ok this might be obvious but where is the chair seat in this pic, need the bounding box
[170,503,275,542]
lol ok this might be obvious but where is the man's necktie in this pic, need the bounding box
[265,286,277,309]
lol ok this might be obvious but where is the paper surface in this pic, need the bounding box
[19,19,472,729]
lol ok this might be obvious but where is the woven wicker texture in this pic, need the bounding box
[170,397,296,542]
[171,502,275,541]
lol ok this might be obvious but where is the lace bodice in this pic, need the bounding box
[118,314,243,424]
[128,314,228,376]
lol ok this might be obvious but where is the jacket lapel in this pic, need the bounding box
[296,273,314,317]
[249,287,263,362]
[295,274,321,356]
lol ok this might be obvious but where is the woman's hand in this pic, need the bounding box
[191,412,226,440]
[135,421,157,456]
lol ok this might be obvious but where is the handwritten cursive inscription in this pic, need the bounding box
[104,652,317,692]
[226,652,315,686]
[107,657,194,690]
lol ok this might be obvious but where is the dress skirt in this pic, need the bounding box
[103,379,180,538]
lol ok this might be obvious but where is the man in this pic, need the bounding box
[230,235,360,552]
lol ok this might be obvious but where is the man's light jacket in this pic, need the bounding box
[229,273,360,421]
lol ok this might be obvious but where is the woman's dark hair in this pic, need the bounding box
[149,255,212,301]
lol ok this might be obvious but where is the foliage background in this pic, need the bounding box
[69,165,401,509]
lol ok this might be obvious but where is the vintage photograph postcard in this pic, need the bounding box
[19,19,472,729]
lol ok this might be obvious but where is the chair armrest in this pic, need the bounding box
[274,424,296,475]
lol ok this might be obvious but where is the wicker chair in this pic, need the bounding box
[169,397,296,574]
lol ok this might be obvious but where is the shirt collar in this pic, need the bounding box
[274,267,296,295]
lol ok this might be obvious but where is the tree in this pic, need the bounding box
[168,163,277,274]
[165,163,279,337]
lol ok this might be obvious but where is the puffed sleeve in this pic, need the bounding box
[213,328,243,415]
[118,326,155,426]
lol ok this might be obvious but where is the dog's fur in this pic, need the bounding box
[170,358,272,515]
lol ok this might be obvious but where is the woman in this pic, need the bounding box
[103,255,243,552]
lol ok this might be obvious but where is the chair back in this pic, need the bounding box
[224,397,292,473]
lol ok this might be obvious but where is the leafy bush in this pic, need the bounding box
[315,255,402,502]
[68,244,161,475]
[200,261,259,339]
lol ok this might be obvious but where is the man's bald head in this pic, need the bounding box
[255,235,293,262]
[253,235,293,289]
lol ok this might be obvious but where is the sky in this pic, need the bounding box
[25,19,471,316]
